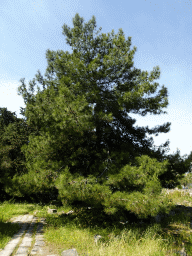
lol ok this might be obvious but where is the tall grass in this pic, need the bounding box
[1,191,192,255]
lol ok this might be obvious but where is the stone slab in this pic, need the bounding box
[15,254,28,256]
[20,241,32,247]
[35,237,44,241]
[22,237,32,243]
[30,247,40,253]
[25,232,33,236]
[24,233,33,239]
[61,248,79,256]
[35,240,45,246]
[36,227,44,232]
[36,235,44,239]
[15,246,29,254]
[3,243,17,250]
[0,250,15,256]
[6,238,20,245]
[36,230,43,233]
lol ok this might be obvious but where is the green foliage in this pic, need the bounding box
[158,148,189,188]
[56,155,174,219]
[12,73,96,201]
[0,107,37,199]
[179,172,192,188]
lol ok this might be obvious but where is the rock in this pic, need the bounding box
[61,248,79,256]
[48,208,57,214]
[59,210,74,216]
[60,235,102,255]
[66,210,74,215]
[94,234,102,245]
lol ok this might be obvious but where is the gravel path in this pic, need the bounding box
[0,214,59,256]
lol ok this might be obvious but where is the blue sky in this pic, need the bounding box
[1,0,192,159]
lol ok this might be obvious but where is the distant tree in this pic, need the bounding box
[179,172,192,188]
[158,148,189,189]
[183,150,192,173]
[0,107,54,202]
[177,150,192,188]
[15,13,174,219]
[0,108,32,199]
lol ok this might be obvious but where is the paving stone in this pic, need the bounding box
[15,246,29,254]
[36,229,44,233]
[36,234,44,238]
[6,238,20,245]
[27,229,34,233]
[15,254,28,256]
[0,250,15,256]
[20,241,32,247]
[36,230,44,234]
[4,243,17,250]
[31,247,40,254]
[22,237,33,243]
[36,231,44,235]
[61,248,79,256]
[36,227,44,232]
[24,233,33,238]
[35,236,44,241]
[35,240,45,246]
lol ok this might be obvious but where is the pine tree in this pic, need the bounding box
[15,13,174,219]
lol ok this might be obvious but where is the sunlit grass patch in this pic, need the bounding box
[0,200,36,222]
[43,216,172,256]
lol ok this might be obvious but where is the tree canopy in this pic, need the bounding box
[7,13,188,219]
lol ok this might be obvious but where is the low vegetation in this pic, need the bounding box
[1,190,192,255]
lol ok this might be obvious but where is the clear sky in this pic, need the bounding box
[1,0,192,159]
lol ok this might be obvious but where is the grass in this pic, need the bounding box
[1,191,192,255]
